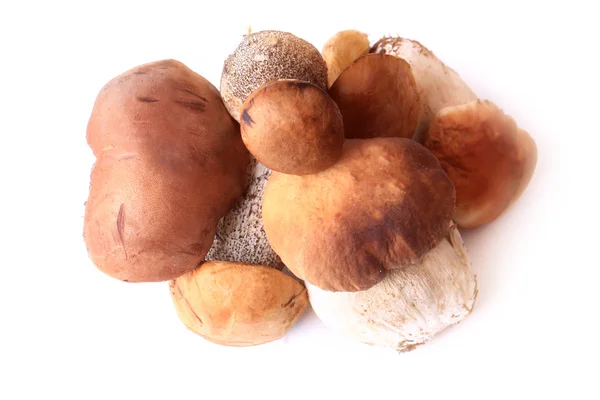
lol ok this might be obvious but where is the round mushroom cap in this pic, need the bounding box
[170,261,309,347]
[220,30,328,122]
[328,53,421,139]
[321,29,370,87]
[307,224,477,351]
[240,79,345,175]
[421,100,538,228]
[262,137,456,292]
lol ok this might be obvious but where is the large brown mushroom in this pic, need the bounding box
[262,137,455,292]
[372,36,538,228]
[83,60,249,282]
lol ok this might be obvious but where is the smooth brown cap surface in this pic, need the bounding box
[262,137,455,292]
[84,60,249,282]
[421,100,537,228]
[169,261,309,347]
[328,53,420,140]
[240,79,345,175]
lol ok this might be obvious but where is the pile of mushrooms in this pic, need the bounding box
[84,29,537,351]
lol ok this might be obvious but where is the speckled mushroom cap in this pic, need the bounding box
[206,157,284,269]
[220,30,328,122]
[262,137,456,292]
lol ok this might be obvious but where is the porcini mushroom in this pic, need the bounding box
[240,79,345,175]
[220,30,328,122]
[307,223,477,351]
[328,53,420,139]
[170,261,309,347]
[421,100,538,228]
[262,137,455,292]
[322,29,371,87]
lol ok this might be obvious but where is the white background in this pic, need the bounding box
[1,1,599,399]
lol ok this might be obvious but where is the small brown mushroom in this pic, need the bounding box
[328,53,421,140]
[170,261,309,347]
[322,29,370,87]
[240,79,345,175]
[420,100,538,228]
[262,137,455,292]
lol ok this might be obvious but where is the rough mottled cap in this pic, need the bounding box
[262,137,456,292]
[220,30,328,122]
[421,100,538,228]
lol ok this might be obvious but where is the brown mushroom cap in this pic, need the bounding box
[420,100,537,228]
[240,79,345,175]
[84,60,249,282]
[262,137,455,292]
[328,53,421,140]
[220,30,328,122]
[170,261,309,347]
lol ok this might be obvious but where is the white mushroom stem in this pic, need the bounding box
[205,156,284,269]
[307,224,477,352]
[371,37,477,139]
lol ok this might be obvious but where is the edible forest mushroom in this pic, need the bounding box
[240,79,345,175]
[83,60,249,282]
[262,137,455,292]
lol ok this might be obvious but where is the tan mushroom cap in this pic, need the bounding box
[321,29,370,87]
[170,261,309,347]
[240,79,345,175]
[420,100,538,228]
[328,53,421,140]
[262,137,456,292]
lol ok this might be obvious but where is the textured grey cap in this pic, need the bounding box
[220,30,328,121]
